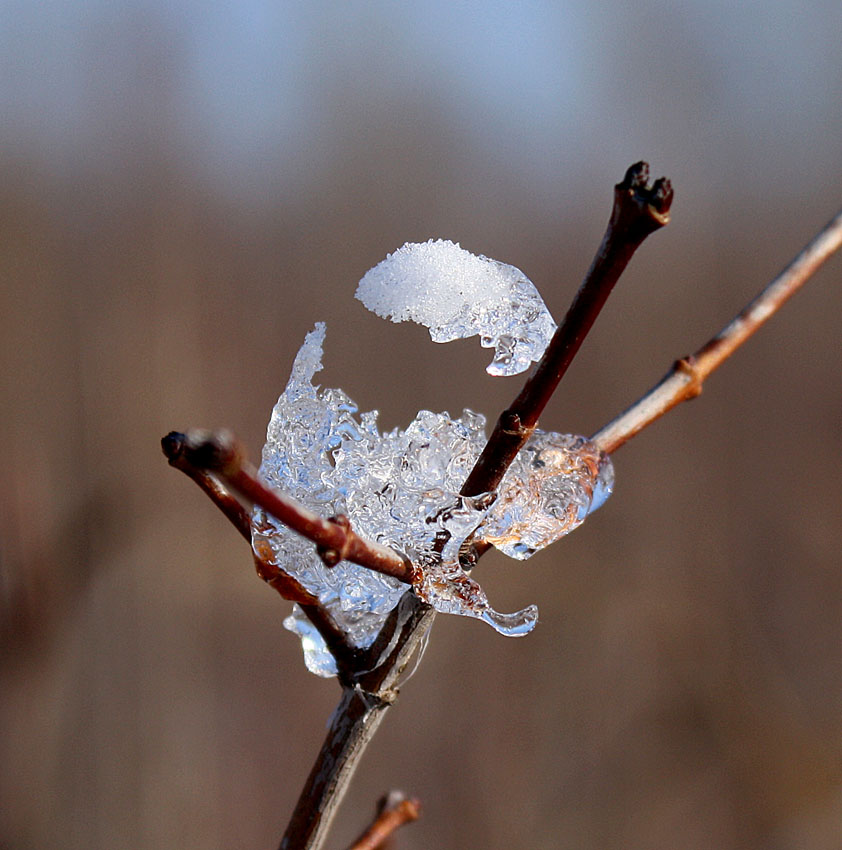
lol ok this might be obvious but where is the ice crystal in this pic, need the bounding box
[253,323,612,677]
[355,240,557,376]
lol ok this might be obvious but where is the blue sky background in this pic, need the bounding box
[3,0,841,204]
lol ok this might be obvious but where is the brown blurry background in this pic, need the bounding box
[1,3,841,849]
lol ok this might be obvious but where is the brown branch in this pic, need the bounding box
[163,431,253,542]
[280,596,435,850]
[162,158,842,850]
[591,207,842,454]
[162,427,436,847]
[161,430,367,676]
[164,429,415,585]
[346,791,421,850]
[460,161,672,498]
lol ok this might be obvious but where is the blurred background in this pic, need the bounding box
[2,1,841,848]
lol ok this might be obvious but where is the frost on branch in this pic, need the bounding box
[252,324,613,677]
[355,240,557,376]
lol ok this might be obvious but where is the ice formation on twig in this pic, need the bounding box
[478,432,614,559]
[253,323,612,676]
[355,240,557,376]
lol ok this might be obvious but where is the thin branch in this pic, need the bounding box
[163,432,253,542]
[460,161,672,498]
[162,430,366,676]
[281,688,391,850]
[280,596,435,850]
[164,429,415,585]
[346,791,421,850]
[591,207,842,454]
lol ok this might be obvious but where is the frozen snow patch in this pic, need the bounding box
[355,240,557,376]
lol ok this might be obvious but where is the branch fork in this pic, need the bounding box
[164,161,675,850]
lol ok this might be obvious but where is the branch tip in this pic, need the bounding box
[614,161,672,232]
[622,160,649,189]
[460,160,671,499]
[180,428,243,475]
[161,430,186,464]
[347,790,421,850]
[651,177,674,217]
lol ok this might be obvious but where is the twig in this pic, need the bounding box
[460,161,672,498]
[346,791,421,850]
[161,428,436,848]
[281,688,391,850]
[163,431,253,542]
[163,162,842,850]
[280,596,435,850]
[591,207,842,454]
[162,430,367,676]
[164,429,415,585]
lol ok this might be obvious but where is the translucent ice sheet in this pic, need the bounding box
[478,432,614,559]
[253,325,613,676]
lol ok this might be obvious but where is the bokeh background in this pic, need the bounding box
[2,2,841,848]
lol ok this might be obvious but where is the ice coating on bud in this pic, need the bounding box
[355,240,557,376]
[254,325,612,677]
[477,432,614,559]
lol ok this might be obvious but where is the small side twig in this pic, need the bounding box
[163,432,253,542]
[346,791,421,850]
[591,207,842,454]
[163,429,415,585]
[461,161,672,498]
[162,430,367,675]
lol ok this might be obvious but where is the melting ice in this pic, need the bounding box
[253,324,613,677]
[355,240,557,376]
[478,433,614,559]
